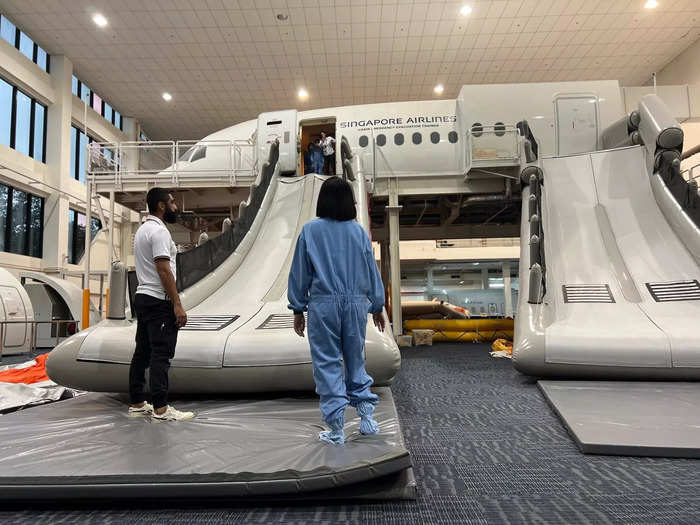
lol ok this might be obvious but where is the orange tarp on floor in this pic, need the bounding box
[0,353,50,384]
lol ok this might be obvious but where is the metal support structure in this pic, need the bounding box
[503,261,512,318]
[387,178,402,338]
[83,180,92,330]
[481,267,489,289]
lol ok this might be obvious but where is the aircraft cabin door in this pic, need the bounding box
[257,110,298,175]
[554,93,599,156]
[0,286,27,349]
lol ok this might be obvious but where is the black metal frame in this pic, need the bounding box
[74,78,123,131]
[3,80,47,163]
[1,14,50,73]
[68,209,101,265]
[0,183,45,258]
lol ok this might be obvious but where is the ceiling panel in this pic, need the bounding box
[0,0,697,140]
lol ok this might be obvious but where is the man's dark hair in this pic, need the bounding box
[316,177,357,221]
[146,187,171,214]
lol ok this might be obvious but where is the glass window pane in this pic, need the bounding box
[430,132,440,144]
[376,134,386,147]
[14,90,31,156]
[78,130,87,183]
[37,47,47,71]
[71,75,79,96]
[91,217,101,238]
[28,195,42,257]
[70,126,77,179]
[412,132,422,145]
[18,32,33,60]
[1,15,16,46]
[394,133,404,146]
[104,103,112,122]
[0,78,11,147]
[359,135,368,148]
[115,111,121,129]
[67,210,74,264]
[33,102,45,161]
[92,93,102,113]
[9,188,27,254]
[81,84,91,105]
[74,212,86,263]
[0,184,7,252]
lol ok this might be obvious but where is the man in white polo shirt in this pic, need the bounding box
[128,187,193,422]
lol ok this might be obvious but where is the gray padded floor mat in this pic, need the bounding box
[539,381,700,458]
[0,387,413,499]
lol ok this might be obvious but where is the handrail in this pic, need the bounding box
[520,166,546,304]
[683,143,700,160]
[174,140,280,292]
[87,139,257,187]
[0,319,79,358]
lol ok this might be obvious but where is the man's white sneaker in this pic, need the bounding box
[151,405,195,422]
[128,402,154,417]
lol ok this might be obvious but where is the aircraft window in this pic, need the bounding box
[376,134,386,146]
[494,122,506,137]
[394,133,404,146]
[267,120,282,126]
[430,132,440,144]
[412,132,422,145]
[471,122,483,137]
[190,146,207,162]
[359,135,368,147]
[178,146,195,161]
[448,131,458,143]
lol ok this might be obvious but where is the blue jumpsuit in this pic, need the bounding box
[288,218,384,425]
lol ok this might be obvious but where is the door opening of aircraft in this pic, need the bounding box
[299,117,336,175]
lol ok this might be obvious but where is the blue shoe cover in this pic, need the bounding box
[357,401,380,435]
[319,416,345,445]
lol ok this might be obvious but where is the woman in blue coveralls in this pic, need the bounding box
[288,177,386,445]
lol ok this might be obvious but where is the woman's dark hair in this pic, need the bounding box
[316,177,357,221]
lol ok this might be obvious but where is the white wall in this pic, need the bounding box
[0,43,140,314]
[655,38,700,86]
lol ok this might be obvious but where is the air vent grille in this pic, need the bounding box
[257,313,307,330]
[646,280,700,302]
[180,315,239,331]
[562,284,615,303]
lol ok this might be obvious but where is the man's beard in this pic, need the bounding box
[163,209,178,224]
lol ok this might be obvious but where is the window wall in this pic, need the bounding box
[0,183,44,258]
[71,75,122,131]
[67,209,101,265]
[69,124,96,183]
[0,76,47,162]
[0,15,49,73]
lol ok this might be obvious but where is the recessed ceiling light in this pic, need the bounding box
[460,5,473,16]
[298,88,308,99]
[434,84,444,94]
[276,13,289,21]
[644,0,659,8]
[92,13,108,27]
[533,115,545,119]
[162,92,172,101]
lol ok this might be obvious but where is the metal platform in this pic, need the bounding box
[539,381,700,458]
[0,387,415,500]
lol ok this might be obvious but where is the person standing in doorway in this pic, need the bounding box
[320,132,336,175]
[128,187,194,422]
[288,177,386,445]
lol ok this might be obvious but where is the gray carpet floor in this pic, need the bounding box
[2,343,700,524]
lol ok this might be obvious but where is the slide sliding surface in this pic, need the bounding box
[514,145,700,379]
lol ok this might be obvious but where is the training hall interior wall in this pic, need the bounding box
[0,35,140,311]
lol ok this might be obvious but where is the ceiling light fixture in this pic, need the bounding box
[92,13,108,27]
[276,13,289,21]
[644,0,659,8]
[460,5,473,16]
[298,88,308,99]
[162,92,172,101]
[434,84,444,95]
